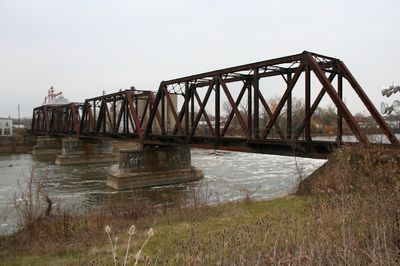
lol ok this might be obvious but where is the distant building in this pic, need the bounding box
[0,118,13,136]
[43,86,70,106]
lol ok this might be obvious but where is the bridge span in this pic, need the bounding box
[31,51,399,158]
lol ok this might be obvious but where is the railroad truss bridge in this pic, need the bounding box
[31,51,399,159]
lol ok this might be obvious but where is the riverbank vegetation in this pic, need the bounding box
[0,128,36,154]
[0,145,399,265]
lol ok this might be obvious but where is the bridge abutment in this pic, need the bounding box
[107,145,203,190]
[55,138,118,165]
[32,136,62,155]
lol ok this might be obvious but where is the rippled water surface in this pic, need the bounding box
[0,150,326,234]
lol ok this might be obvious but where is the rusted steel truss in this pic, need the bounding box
[31,89,160,140]
[31,103,83,135]
[143,51,399,155]
[31,51,399,157]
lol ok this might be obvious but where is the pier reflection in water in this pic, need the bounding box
[0,149,326,234]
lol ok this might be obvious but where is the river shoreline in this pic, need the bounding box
[0,149,326,235]
[0,145,399,265]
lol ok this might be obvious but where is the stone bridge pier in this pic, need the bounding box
[32,136,62,155]
[107,145,203,190]
[55,137,118,165]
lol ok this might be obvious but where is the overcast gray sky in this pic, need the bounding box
[1,0,399,118]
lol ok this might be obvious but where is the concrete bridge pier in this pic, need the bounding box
[55,137,118,165]
[107,145,203,190]
[32,136,62,155]
[112,139,141,154]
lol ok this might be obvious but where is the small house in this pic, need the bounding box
[0,117,13,136]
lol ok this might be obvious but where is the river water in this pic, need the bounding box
[0,150,327,234]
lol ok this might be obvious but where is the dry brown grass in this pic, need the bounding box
[297,144,400,195]
[163,185,400,265]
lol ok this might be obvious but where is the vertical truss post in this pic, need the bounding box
[32,110,36,131]
[161,88,165,134]
[148,97,153,134]
[134,96,138,116]
[144,84,163,137]
[253,68,259,139]
[247,78,252,139]
[286,72,292,140]
[126,98,130,133]
[78,105,85,135]
[190,87,195,135]
[215,76,221,146]
[44,106,49,132]
[140,100,149,128]
[113,97,116,134]
[337,74,343,142]
[123,98,127,133]
[185,81,190,136]
[39,110,42,131]
[102,100,106,133]
[127,92,143,140]
[31,109,35,130]
[93,100,97,134]
[116,98,125,135]
[305,65,311,149]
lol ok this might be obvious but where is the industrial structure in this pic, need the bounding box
[31,51,399,157]
[29,51,400,189]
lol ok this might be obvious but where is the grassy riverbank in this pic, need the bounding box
[0,196,312,265]
[1,145,399,265]
[1,190,399,265]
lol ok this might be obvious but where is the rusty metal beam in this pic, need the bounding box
[286,72,292,139]
[338,61,399,144]
[221,81,248,137]
[163,86,183,135]
[293,73,336,140]
[188,80,215,142]
[337,74,343,142]
[305,65,311,149]
[218,76,250,139]
[253,69,260,139]
[194,91,215,137]
[304,53,369,144]
[163,53,306,85]
[261,62,305,139]
[31,51,398,158]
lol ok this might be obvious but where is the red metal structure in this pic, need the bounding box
[43,86,63,105]
[31,51,399,157]
[32,89,160,140]
[32,103,83,134]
